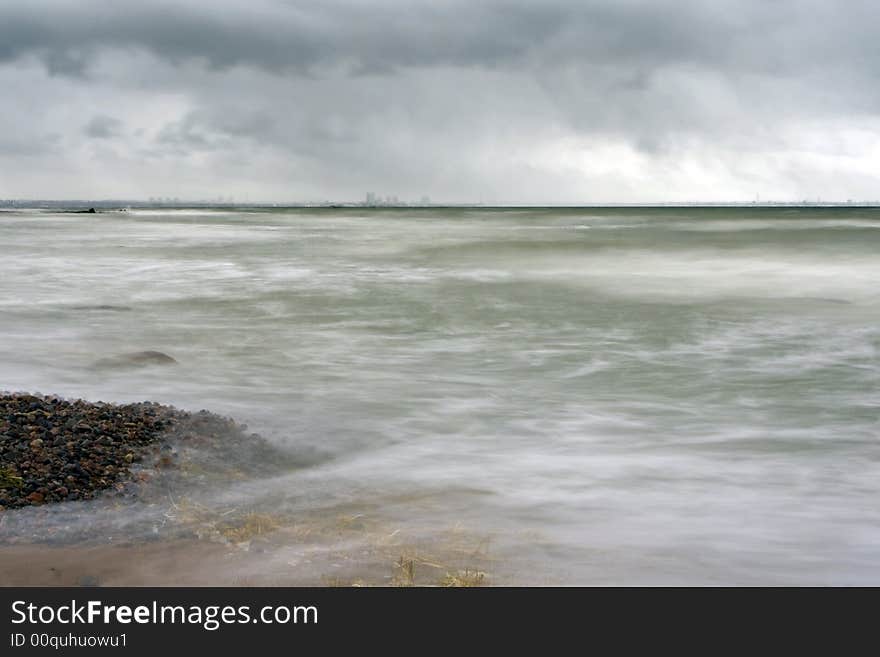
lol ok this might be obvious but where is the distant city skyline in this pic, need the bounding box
[5,197,880,210]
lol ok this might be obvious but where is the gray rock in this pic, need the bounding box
[93,351,178,369]
[71,305,133,312]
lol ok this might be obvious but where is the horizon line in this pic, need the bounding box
[4,198,880,208]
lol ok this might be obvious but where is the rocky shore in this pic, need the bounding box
[0,394,496,587]
[0,392,291,514]
[0,394,191,510]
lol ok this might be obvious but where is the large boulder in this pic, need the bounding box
[94,351,178,369]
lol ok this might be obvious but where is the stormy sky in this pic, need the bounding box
[1,0,878,203]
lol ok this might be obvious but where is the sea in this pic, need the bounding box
[1,206,878,584]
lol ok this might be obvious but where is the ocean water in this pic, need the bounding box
[1,206,879,584]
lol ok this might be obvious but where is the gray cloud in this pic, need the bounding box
[84,115,123,139]
[0,1,565,75]
[1,1,876,81]
[1,1,879,202]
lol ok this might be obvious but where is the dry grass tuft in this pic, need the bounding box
[392,556,416,587]
[164,497,282,544]
[439,569,487,587]
[218,513,279,543]
[390,552,488,587]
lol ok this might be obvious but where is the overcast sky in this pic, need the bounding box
[1,0,879,203]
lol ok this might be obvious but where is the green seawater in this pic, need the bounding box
[1,206,878,584]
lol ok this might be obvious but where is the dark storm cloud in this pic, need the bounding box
[0,1,563,75]
[84,115,123,139]
[0,1,874,80]
[1,1,879,202]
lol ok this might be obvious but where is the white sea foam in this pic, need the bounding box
[1,207,879,584]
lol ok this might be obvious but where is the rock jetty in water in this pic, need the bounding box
[0,394,187,510]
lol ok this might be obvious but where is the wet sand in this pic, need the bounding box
[0,541,250,586]
[0,514,500,587]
